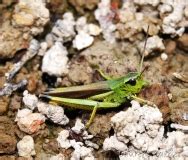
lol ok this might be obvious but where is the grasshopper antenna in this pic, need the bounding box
[139,25,149,73]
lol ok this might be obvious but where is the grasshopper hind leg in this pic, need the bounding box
[86,105,98,128]
[88,91,114,101]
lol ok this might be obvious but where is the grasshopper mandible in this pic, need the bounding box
[40,27,151,128]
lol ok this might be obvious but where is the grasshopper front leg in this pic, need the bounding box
[97,69,112,80]
[131,95,157,107]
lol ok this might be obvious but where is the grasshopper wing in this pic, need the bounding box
[43,81,111,98]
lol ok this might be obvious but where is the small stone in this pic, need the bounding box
[38,42,48,56]
[15,108,46,134]
[71,119,85,134]
[12,0,49,35]
[88,24,101,36]
[57,130,71,149]
[135,13,144,21]
[184,5,188,17]
[73,31,94,50]
[13,13,34,26]
[0,133,17,154]
[17,136,36,158]
[42,42,69,76]
[23,90,38,110]
[50,153,65,160]
[103,135,128,152]
[119,10,135,23]
[139,35,165,56]
[37,102,69,125]
[161,53,168,61]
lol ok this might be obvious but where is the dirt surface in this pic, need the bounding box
[0,116,17,154]
[0,0,188,159]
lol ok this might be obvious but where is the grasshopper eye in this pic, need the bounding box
[127,79,136,86]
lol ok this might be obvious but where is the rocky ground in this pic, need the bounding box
[0,0,188,159]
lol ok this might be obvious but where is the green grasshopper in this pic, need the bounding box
[40,27,152,128]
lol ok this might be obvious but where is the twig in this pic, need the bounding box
[0,79,27,96]
[5,39,40,82]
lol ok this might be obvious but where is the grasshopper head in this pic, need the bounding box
[125,72,140,86]
[123,72,148,94]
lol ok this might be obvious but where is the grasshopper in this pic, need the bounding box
[40,27,152,128]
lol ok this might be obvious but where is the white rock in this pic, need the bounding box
[37,102,69,125]
[56,121,96,159]
[29,39,41,53]
[182,146,188,156]
[161,1,185,36]
[42,42,69,76]
[161,53,168,61]
[38,42,48,56]
[82,131,94,140]
[139,35,165,56]
[158,3,172,14]
[13,0,49,35]
[71,118,85,134]
[15,108,32,121]
[131,100,141,108]
[140,105,163,125]
[21,90,69,126]
[15,109,45,134]
[70,140,94,160]
[185,6,188,18]
[52,12,75,42]
[50,153,65,160]
[103,135,128,152]
[57,130,71,149]
[17,136,36,158]
[95,0,116,43]
[134,0,160,7]
[70,139,84,149]
[170,123,188,131]
[76,16,88,33]
[135,12,144,21]
[103,100,188,158]
[70,118,93,140]
[166,131,186,147]
[23,90,38,110]
[45,33,55,48]
[73,31,94,50]
[85,140,99,150]
[88,24,102,36]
